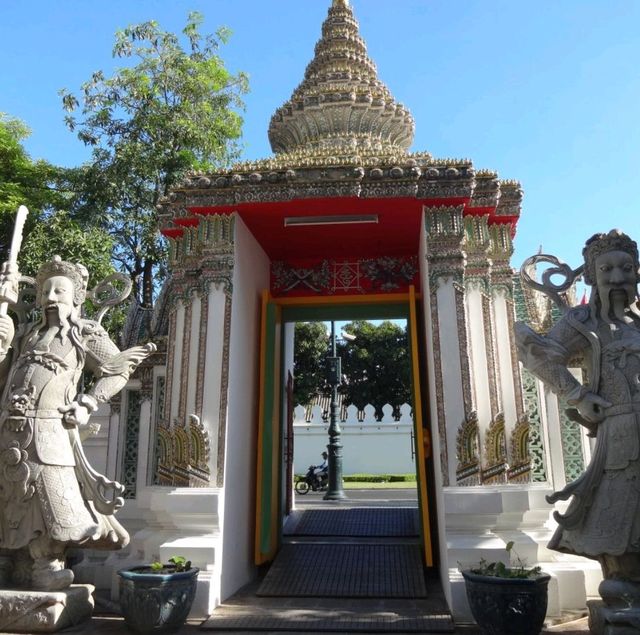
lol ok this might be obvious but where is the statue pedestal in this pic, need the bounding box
[589,600,640,634]
[0,584,94,633]
[589,580,640,634]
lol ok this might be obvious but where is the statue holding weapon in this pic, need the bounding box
[0,206,155,591]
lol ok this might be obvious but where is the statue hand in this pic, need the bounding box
[0,314,15,353]
[58,402,91,428]
[575,391,612,425]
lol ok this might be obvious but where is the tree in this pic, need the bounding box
[0,114,115,284]
[337,320,411,420]
[20,210,114,282]
[61,12,248,307]
[291,320,412,421]
[0,114,67,257]
[293,322,329,407]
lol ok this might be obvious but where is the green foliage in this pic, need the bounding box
[293,322,330,406]
[337,320,411,420]
[168,555,191,572]
[0,115,123,336]
[0,113,70,257]
[20,210,114,281]
[292,320,411,419]
[19,209,125,336]
[60,12,248,306]
[467,541,543,579]
[148,556,192,573]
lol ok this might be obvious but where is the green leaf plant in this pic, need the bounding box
[149,555,192,573]
[461,541,542,579]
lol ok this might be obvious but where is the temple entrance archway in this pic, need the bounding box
[254,288,436,571]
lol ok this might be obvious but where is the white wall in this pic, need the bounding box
[82,402,111,476]
[294,422,415,475]
[220,215,270,600]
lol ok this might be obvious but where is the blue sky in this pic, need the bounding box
[2,0,640,271]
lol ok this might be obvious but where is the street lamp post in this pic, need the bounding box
[324,321,347,500]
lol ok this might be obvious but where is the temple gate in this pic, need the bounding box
[82,0,601,621]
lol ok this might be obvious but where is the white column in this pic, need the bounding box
[169,300,185,424]
[465,285,491,428]
[542,382,565,491]
[186,292,202,418]
[493,289,517,428]
[201,284,227,481]
[136,398,153,489]
[437,279,468,486]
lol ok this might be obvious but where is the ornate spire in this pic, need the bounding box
[268,0,415,158]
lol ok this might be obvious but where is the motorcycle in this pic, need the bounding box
[295,465,328,495]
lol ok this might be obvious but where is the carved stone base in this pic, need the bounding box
[589,600,640,635]
[0,584,94,633]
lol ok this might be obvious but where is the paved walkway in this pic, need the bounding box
[42,490,591,634]
[58,613,590,634]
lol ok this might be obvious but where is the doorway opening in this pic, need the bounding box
[254,290,437,577]
[290,316,418,509]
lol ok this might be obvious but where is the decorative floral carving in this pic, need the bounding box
[153,414,210,488]
[481,413,508,484]
[361,257,417,291]
[456,411,481,485]
[272,261,331,294]
[270,256,418,297]
[507,415,531,483]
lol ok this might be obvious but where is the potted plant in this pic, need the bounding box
[460,542,551,635]
[118,556,200,634]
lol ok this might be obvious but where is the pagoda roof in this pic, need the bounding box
[268,0,414,159]
[158,1,522,263]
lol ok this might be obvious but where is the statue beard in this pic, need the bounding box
[595,287,640,324]
[41,304,80,339]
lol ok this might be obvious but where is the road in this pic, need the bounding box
[294,487,418,508]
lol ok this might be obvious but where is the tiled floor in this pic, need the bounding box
[257,543,428,598]
[284,508,419,537]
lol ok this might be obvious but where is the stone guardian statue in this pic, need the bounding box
[0,252,154,593]
[516,229,640,634]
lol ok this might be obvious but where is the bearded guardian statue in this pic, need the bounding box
[0,255,154,592]
[516,229,640,634]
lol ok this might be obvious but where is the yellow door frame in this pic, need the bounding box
[254,287,434,567]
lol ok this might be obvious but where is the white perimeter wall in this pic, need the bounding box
[220,215,270,600]
[294,423,415,475]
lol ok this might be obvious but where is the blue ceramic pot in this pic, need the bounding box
[462,569,551,635]
[118,566,199,634]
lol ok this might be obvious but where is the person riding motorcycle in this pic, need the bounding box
[313,451,329,489]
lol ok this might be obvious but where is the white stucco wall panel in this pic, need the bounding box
[185,292,201,417]
[465,287,490,427]
[202,285,228,479]
[493,291,517,429]
[220,215,270,601]
[436,279,466,487]
[169,300,185,423]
